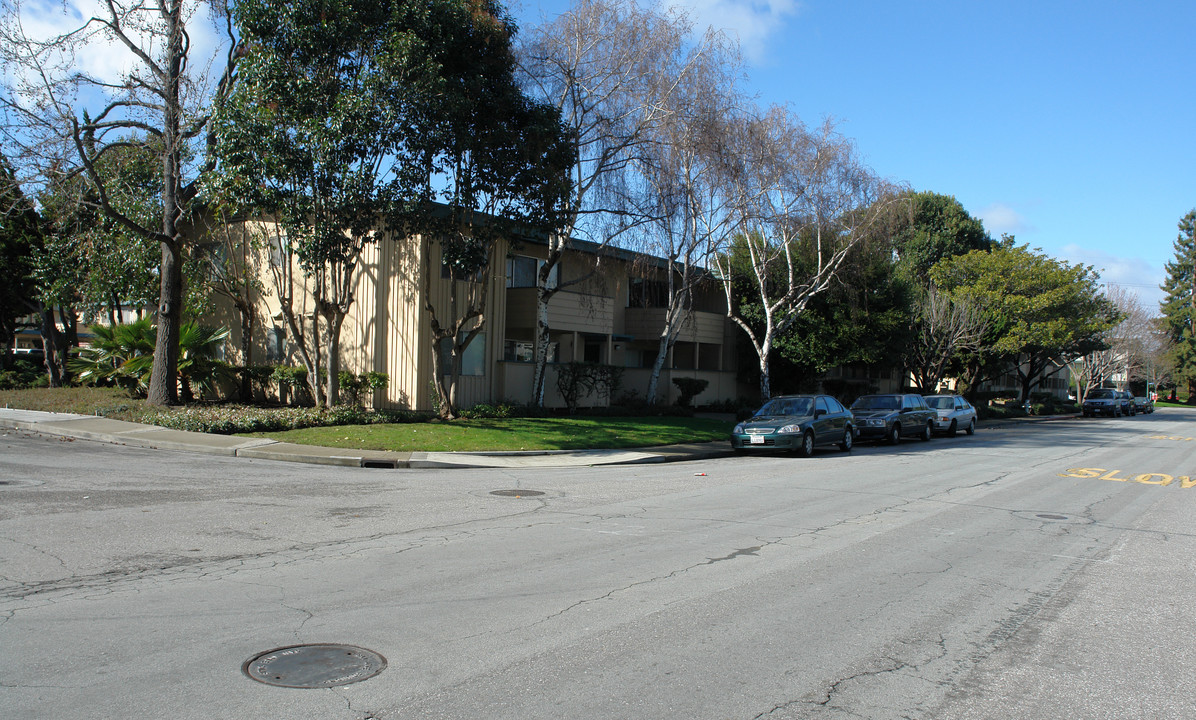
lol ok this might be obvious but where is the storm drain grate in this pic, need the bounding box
[243,644,386,688]
[490,489,545,497]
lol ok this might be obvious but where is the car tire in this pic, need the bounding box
[948,419,958,437]
[886,424,901,445]
[839,428,853,452]
[965,418,976,435]
[796,430,815,458]
[920,420,932,441]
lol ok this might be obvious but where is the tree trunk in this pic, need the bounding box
[144,0,185,407]
[238,302,254,401]
[147,241,183,405]
[324,309,345,407]
[530,288,553,407]
[758,352,772,402]
[38,303,63,388]
[646,333,670,405]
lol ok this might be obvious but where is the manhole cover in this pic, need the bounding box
[243,644,386,688]
[490,489,545,497]
[1036,513,1069,520]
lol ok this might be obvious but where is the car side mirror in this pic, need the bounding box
[814,409,826,418]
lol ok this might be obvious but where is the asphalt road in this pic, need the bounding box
[3,409,1196,719]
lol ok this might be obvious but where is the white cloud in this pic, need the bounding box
[661,0,802,63]
[977,202,1034,238]
[1060,243,1166,314]
[9,0,227,98]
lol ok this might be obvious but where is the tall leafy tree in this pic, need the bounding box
[892,191,992,285]
[931,241,1119,401]
[1160,209,1196,397]
[213,0,573,413]
[0,155,41,367]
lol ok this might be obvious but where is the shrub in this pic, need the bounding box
[0,358,46,390]
[457,402,515,419]
[671,377,709,407]
[556,362,621,411]
[338,371,389,407]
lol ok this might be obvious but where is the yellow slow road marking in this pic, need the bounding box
[1058,468,1196,488]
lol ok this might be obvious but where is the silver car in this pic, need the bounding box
[923,394,977,436]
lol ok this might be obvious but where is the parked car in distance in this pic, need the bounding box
[1082,388,1121,417]
[1132,396,1155,414]
[1117,390,1137,416]
[731,394,856,457]
[850,393,935,444]
[923,394,977,436]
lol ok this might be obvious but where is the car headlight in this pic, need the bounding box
[778,424,802,434]
[733,424,744,434]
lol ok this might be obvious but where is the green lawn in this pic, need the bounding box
[242,416,734,452]
[0,387,734,451]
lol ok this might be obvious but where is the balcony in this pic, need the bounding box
[505,288,613,335]
[623,308,724,344]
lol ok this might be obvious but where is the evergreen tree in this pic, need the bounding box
[1159,209,1196,398]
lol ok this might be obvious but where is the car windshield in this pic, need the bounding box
[754,398,812,417]
[1088,389,1115,399]
[852,396,899,410]
[925,397,954,410]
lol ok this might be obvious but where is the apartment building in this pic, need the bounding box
[207,219,745,411]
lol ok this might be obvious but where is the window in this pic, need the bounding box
[505,256,559,289]
[439,333,486,376]
[268,231,288,267]
[265,327,286,364]
[628,278,669,308]
[583,335,603,363]
[816,397,830,414]
[503,340,558,363]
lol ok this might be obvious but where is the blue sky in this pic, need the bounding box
[513,0,1195,313]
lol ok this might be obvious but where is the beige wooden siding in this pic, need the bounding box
[506,288,612,334]
[624,308,725,344]
[374,231,425,410]
[414,234,511,411]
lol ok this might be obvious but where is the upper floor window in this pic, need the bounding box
[628,278,669,308]
[506,256,559,289]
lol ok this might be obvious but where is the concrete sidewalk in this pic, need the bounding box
[0,408,734,469]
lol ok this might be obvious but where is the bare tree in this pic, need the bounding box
[515,0,713,406]
[904,286,990,393]
[1067,284,1141,401]
[715,109,903,401]
[627,31,741,404]
[1,0,237,405]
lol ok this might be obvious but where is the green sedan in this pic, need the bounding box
[731,394,856,457]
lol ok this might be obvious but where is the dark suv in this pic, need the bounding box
[1083,388,1122,417]
[850,394,935,444]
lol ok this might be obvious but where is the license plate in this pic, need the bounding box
[750,435,764,444]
